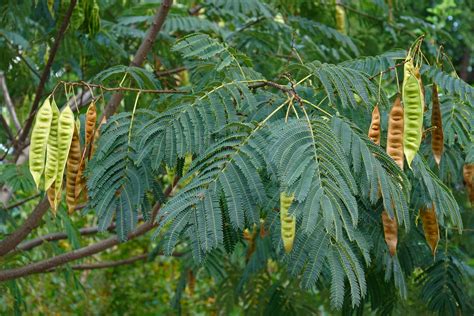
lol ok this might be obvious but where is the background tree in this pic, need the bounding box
[0,0,473,314]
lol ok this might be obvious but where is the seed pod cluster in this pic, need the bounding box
[386,95,404,169]
[280,192,295,253]
[368,104,381,145]
[29,99,53,188]
[420,205,439,256]
[431,84,444,165]
[464,164,474,203]
[402,59,424,168]
[381,210,397,256]
[66,123,82,213]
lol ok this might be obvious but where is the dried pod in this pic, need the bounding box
[386,95,404,169]
[464,164,474,203]
[29,98,53,188]
[85,102,97,150]
[66,124,81,213]
[402,59,424,168]
[431,84,444,165]
[368,104,381,145]
[420,206,440,256]
[382,210,398,256]
[280,192,295,253]
[46,184,56,212]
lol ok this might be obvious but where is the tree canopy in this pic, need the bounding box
[0,0,473,315]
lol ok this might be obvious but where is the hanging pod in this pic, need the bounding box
[386,95,404,170]
[66,122,82,213]
[280,192,295,253]
[85,101,97,153]
[29,98,53,188]
[431,84,444,165]
[420,205,440,256]
[368,104,381,145]
[44,100,60,191]
[402,59,424,168]
[52,105,75,212]
[463,164,474,203]
[381,210,397,256]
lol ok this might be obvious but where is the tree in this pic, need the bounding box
[0,0,473,314]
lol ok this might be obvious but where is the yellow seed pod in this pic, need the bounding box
[381,210,397,256]
[53,105,75,211]
[402,59,424,168]
[44,100,60,190]
[280,192,295,253]
[420,206,439,256]
[29,98,53,188]
[335,2,346,34]
[368,104,381,145]
[66,123,82,213]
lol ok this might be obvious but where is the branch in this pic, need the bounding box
[0,197,50,256]
[16,0,78,148]
[60,81,186,95]
[0,179,178,281]
[53,252,182,271]
[155,66,186,77]
[103,0,173,119]
[1,193,41,212]
[0,114,14,142]
[0,71,21,131]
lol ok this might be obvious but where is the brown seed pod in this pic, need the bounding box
[368,104,381,145]
[420,206,440,256]
[187,269,195,296]
[47,184,56,212]
[85,102,97,154]
[382,210,397,256]
[431,84,444,165]
[386,95,404,170]
[66,124,82,213]
[464,164,474,203]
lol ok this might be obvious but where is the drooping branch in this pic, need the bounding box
[0,71,21,131]
[52,252,183,271]
[59,81,186,95]
[103,0,173,118]
[16,0,78,148]
[0,179,178,282]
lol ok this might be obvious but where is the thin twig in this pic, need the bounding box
[0,114,14,143]
[368,60,407,80]
[1,194,41,211]
[155,66,186,77]
[59,81,186,95]
[16,0,78,150]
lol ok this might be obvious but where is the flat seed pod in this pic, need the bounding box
[386,95,404,170]
[280,192,295,253]
[47,185,56,212]
[335,2,346,34]
[402,60,424,168]
[464,164,474,203]
[85,101,97,149]
[368,104,381,145]
[431,84,444,165]
[66,123,81,213]
[53,105,75,211]
[29,98,53,188]
[420,206,440,256]
[381,210,398,256]
[44,100,60,190]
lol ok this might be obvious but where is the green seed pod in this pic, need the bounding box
[52,105,75,212]
[280,192,295,253]
[402,59,424,168]
[44,100,60,190]
[29,98,53,188]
